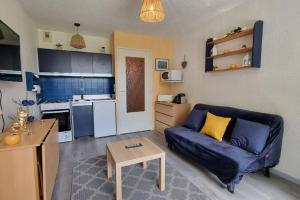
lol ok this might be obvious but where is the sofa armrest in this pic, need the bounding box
[261,128,283,168]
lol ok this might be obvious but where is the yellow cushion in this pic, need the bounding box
[200,112,231,141]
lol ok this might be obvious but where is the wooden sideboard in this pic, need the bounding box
[155,101,191,135]
[0,119,59,200]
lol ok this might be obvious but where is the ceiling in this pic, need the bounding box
[17,0,246,37]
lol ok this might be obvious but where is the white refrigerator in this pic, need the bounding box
[93,100,116,138]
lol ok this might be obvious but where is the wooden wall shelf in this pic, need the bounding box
[209,66,253,73]
[207,29,253,45]
[207,47,252,60]
[205,20,263,73]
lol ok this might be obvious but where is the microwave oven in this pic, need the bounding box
[161,70,183,81]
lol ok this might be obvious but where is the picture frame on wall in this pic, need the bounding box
[42,31,52,42]
[155,58,169,71]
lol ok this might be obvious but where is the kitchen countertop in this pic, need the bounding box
[40,98,116,111]
[71,98,116,104]
[40,98,116,104]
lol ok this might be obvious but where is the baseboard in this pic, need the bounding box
[271,169,300,186]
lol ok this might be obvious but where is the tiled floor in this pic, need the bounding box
[52,131,300,200]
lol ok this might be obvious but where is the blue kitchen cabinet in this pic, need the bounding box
[92,54,112,74]
[38,48,113,75]
[71,51,93,73]
[72,103,94,138]
[38,48,71,73]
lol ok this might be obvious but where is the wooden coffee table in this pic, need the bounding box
[106,137,165,200]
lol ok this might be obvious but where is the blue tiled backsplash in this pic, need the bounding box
[39,76,115,101]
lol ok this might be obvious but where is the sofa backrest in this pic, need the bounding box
[193,104,284,145]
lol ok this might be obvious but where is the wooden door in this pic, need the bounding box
[117,48,152,134]
[42,120,59,200]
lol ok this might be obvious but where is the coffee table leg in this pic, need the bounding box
[142,161,147,169]
[115,164,122,200]
[159,154,166,191]
[107,148,112,179]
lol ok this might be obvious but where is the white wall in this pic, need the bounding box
[0,0,39,129]
[173,0,300,181]
[38,29,110,53]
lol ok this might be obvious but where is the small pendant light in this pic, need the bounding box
[140,0,165,23]
[70,23,86,49]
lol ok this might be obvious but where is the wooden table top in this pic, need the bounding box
[0,119,56,151]
[107,137,165,165]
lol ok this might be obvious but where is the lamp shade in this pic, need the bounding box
[70,34,86,49]
[70,23,86,49]
[139,0,165,23]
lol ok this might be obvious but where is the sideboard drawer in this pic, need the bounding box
[155,112,175,126]
[154,102,190,136]
[155,103,174,116]
[155,121,170,134]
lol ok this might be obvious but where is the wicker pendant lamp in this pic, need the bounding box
[139,0,165,23]
[70,23,86,49]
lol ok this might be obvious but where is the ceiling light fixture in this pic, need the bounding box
[70,23,86,49]
[139,0,165,23]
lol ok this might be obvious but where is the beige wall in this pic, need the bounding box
[112,31,173,128]
[0,0,39,129]
[38,29,110,53]
[172,0,300,181]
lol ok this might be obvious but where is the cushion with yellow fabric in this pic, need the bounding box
[200,112,231,141]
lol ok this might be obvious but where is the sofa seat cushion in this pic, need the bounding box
[165,126,259,184]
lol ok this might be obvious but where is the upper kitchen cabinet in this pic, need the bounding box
[92,54,112,74]
[38,48,71,73]
[70,51,93,73]
[38,48,113,76]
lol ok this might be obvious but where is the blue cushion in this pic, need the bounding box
[183,109,207,131]
[230,118,270,155]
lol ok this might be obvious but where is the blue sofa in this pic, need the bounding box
[165,104,284,193]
